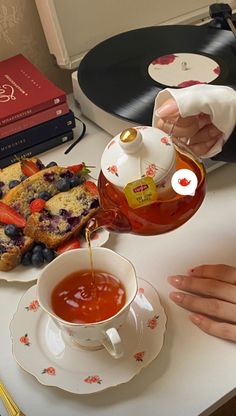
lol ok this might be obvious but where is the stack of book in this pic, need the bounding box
[0,54,76,168]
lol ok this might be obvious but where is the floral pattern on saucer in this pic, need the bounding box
[10,278,167,394]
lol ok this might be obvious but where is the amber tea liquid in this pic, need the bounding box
[51,269,126,324]
[97,150,206,235]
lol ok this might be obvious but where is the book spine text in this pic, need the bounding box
[0,102,69,139]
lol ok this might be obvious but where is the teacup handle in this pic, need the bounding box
[102,328,123,359]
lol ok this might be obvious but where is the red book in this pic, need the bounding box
[0,102,69,139]
[0,54,66,127]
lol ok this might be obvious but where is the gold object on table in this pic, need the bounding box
[0,380,25,416]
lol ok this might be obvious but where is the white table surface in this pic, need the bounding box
[0,96,236,416]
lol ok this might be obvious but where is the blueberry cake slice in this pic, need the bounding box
[0,158,45,271]
[0,158,44,199]
[0,225,33,271]
[24,182,99,248]
[0,162,90,271]
[3,165,79,218]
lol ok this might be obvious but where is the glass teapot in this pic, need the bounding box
[87,126,206,236]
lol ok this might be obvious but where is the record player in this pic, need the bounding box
[35,0,236,170]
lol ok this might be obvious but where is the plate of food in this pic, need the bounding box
[0,158,109,283]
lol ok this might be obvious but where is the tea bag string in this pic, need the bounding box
[168,116,180,142]
[138,156,145,201]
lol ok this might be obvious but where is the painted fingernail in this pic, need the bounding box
[155,102,179,117]
[169,292,184,303]
[209,125,221,137]
[190,314,203,325]
[168,276,183,287]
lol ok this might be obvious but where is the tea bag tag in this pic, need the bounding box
[124,176,158,209]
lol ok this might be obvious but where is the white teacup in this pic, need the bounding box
[37,247,137,359]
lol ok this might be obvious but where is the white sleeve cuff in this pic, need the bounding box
[152,84,236,158]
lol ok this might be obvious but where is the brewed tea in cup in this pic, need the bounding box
[51,269,126,324]
[37,247,137,359]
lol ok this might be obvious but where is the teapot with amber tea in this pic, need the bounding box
[87,126,206,236]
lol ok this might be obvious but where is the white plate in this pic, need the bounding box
[10,278,167,394]
[0,229,109,283]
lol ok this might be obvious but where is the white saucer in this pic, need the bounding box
[0,229,109,283]
[10,277,167,394]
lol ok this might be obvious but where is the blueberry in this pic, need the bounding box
[4,224,21,238]
[59,209,69,216]
[9,180,20,189]
[20,175,28,182]
[38,191,51,201]
[0,244,6,254]
[56,178,71,192]
[36,159,45,170]
[60,171,73,179]
[43,172,55,183]
[42,248,55,263]
[0,189,2,199]
[46,161,58,168]
[31,252,44,268]
[21,251,32,266]
[69,175,84,188]
[32,244,44,255]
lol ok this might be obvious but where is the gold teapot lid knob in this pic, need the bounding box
[120,128,138,143]
[119,128,142,153]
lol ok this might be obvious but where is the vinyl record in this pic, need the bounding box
[77,25,236,126]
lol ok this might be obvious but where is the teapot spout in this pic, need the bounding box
[86,208,132,234]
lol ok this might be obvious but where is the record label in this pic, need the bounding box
[148,53,220,87]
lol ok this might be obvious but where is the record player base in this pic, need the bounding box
[72,71,136,135]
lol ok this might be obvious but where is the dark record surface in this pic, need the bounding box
[77,25,236,126]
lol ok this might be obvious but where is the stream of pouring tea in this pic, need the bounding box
[85,228,95,281]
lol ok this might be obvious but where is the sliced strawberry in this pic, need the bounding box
[21,160,40,177]
[67,163,84,174]
[84,180,98,196]
[56,238,81,255]
[30,198,46,213]
[0,202,26,227]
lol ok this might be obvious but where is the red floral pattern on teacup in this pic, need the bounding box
[134,351,145,362]
[145,163,157,178]
[25,300,40,312]
[19,333,30,346]
[84,375,102,384]
[42,367,56,375]
[138,287,145,295]
[107,165,118,176]
[152,55,176,65]
[161,137,171,146]
[147,315,159,329]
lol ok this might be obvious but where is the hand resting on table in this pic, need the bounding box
[168,264,236,342]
